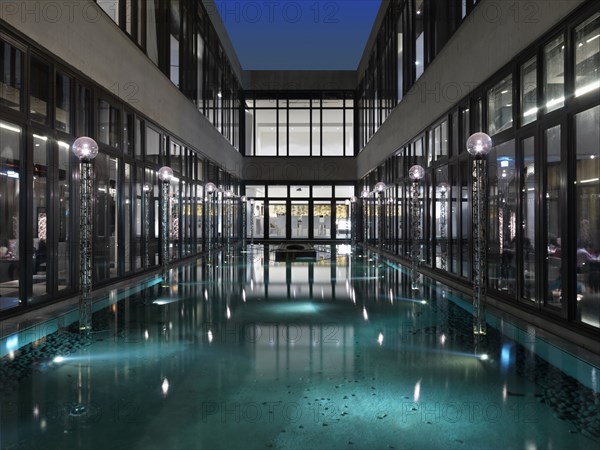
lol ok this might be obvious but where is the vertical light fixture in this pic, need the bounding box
[241,196,247,246]
[158,166,173,286]
[205,182,217,251]
[350,196,358,245]
[361,188,370,244]
[409,165,425,290]
[143,182,152,267]
[467,132,493,335]
[344,198,351,243]
[249,198,255,247]
[72,136,99,335]
[374,182,386,252]
[224,190,233,247]
[439,182,449,271]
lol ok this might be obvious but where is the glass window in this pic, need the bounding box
[289,109,310,156]
[268,185,287,197]
[544,125,562,309]
[312,109,321,156]
[170,0,181,87]
[336,201,351,239]
[397,11,404,102]
[0,40,23,111]
[31,133,49,300]
[123,163,132,272]
[268,201,286,238]
[313,186,333,197]
[543,35,565,113]
[55,72,72,134]
[575,106,600,328]
[487,75,513,135]
[488,140,517,296]
[521,137,536,303]
[460,159,470,279]
[147,0,159,64]
[245,185,265,197]
[335,186,355,198]
[77,85,91,136]
[255,109,276,156]
[94,154,119,283]
[0,121,21,310]
[290,185,309,198]
[345,109,354,156]
[314,202,331,238]
[575,13,600,98]
[278,109,287,155]
[291,202,309,238]
[521,57,538,126]
[57,140,72,292]
[415,0,425,79]
[98,100,120,149]
[322,109,344,156]
[124,112,134,155]
[30,56,49,125]
[145,126,161,164]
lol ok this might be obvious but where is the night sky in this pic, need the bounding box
[214,0,382,70]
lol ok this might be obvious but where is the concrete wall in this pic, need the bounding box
[0,0,243,176]
[356,0,586,179]
[242,157,356,182]
[243,70,357,91]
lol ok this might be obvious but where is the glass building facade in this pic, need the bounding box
[0,0,598,347]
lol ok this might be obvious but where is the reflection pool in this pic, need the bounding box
[1,245,599,449]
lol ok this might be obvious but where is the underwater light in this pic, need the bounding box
[226,306,231,319]
[479,354,489,361]
[6,335,18,351]
[363,307,369,321]
[420,300,427,305]
[208,330,214,343]
[162,378,170,396]
[53,356,65,363]
[377,333,384,346]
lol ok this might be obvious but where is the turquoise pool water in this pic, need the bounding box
[1,245,598,449]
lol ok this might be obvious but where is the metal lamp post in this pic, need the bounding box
[158,166,173,286]
[350,196,357,245]
[361,188,370,244]
[205,182,217,251]
[143,182,152,267]
[409,165,425,290]
[72,136,99,335]
[439,182,449,271]
[249,198,255,247]
[224,190,233,247]
[241,196,247,246]
[374,182,386,252]
[467,132,493,335]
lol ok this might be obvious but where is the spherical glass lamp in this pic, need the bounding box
[361,188,370,198]
[143,183,152,192]
[466,132,493,158]
[374,182,386,193]
[351,196,358,203]
[439,182,449,194]
[408,165,425,182]
[72,137,98,162]
[158,166,173,182]
[205,182,217,194]
[241,196,247,202]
